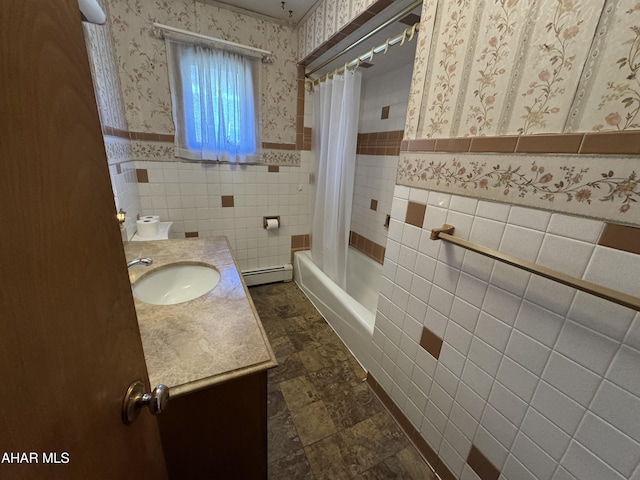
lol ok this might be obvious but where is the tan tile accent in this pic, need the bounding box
[262,142,296,150]
[581,130,640,155]
[129,131,175,142]
[467,445,500,480]
[136,169,149,183]
[349,231,385,265]
[516,133,583,154]
[102,126,130,138]
[370,199,378,211]
[268,166,280,173]
[419,327,443,359]
[598,223,640,255]
[184,232,199,238]
[406,138,436,152]
[405,202,426,228]
[356,130,404,156]
[221,195,234,208]
[381,106,390,120]
[115,163,122,174]
[303,127,313,151]
[470,136,518,153]
[435,137,472,152]
[291,234,308,249]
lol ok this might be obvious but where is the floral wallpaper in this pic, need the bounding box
[405,0,634,139]
[105,0,298,145]
[299,0,379,60]
[397,151,640,224]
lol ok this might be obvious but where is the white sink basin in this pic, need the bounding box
[133,263,221,305]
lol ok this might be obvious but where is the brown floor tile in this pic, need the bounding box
[249,282,433,480]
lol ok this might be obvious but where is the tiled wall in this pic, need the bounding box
[134,155,312,270]
[367,186,640,480]
[350,61,413,256]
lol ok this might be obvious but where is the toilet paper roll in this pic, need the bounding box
[136,218,159,238]
[266,218,279,231]
[139,215,160,222]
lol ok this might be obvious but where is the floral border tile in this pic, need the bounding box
[104,136,133,164]
[397,151,640,226]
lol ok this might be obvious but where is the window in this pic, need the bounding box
[166,40,261,163]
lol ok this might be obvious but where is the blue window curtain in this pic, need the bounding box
[166,40,261,163]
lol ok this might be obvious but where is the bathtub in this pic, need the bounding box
[294,248,382,371]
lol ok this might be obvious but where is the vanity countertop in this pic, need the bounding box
[124,236,277,398]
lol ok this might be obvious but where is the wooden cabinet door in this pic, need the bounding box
[0,1,168,478]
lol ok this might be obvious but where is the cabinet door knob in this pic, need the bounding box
[122,380,170,424]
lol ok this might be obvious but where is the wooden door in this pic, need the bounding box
[0,1,168,478]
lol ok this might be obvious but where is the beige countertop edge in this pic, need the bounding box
[169,357,279,398]
[125,236,277,397]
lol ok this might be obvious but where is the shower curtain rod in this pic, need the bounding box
[306,0,422,83]
[431,224,640,312]
[309,22,419,87]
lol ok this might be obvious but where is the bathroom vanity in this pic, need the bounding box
[125,237,277,479]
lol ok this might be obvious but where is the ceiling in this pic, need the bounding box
[211,0,421,81]
[210,0,318,24]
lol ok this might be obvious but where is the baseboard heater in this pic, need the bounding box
[242,264,293,287]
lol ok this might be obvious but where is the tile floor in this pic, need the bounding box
[249,281,436,480]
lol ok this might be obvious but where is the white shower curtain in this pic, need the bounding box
[311,70,362,290]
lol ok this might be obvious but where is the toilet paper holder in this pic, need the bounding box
[263,216,280,229]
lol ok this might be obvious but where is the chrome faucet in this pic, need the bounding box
[127,257,153,269]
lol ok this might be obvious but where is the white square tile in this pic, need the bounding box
[520,407,571,461]
[571,293,635,345]
[468,337,502,377]
[489,381,528,427]
[451,401,480,441]
[508,206,551,231]
[524,276,576,318]
[423,205,449,232]
[462,360,494,400]
[575,412,640,477]
[434,262,461,294]
[439,439,466,477]
[415,252,437,282]
[428,286,455,318]
[542,352,601,407]
[462,250,496,283]
[476,200,511,222]
[469,217,506,250]
[456,272,488,308]
[496,356,538,402]
[500,225,544,262]
[555,320,619,375]
[505,329,551,376]
[456,382,486,421]
[625,315,640,351]
[547,214,604,243]
[427,191,451,209]
[511,432,557,480]
[552,467,578,480]
[490,262,531,297]
[481,405,518,449]
[426,397,451,432]
[444,421,473,463]
[450,195,478,215]
[585,246,640,297]
[440,343,466,377]
[445,320,473,355]
[515,301,564,347]
[531,380,585,433]
[482,286,521,326]
[450,297,481,333]
[607,346,640,398]
[501,455,537,480]
[434,363,460,398]
[461,464,482,480]
[591,380,640,442]
[473,426,509,470]
[420,417,443,453]
[536,234,594,277]
[406,294,428,325]
[390,197,409,222]
[561,440,625,480]
[475,312,512,351]
[398,245,418,270]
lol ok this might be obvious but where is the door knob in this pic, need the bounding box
[122,380,170,424]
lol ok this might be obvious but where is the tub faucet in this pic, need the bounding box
[127,257,153,269]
